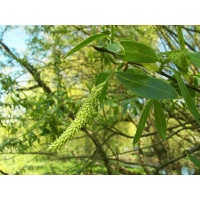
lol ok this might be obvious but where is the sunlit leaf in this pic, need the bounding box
[118,40,158,63]
[173,69,200,124]
[65,33,108,57]
[154,100,166,139]
[143,63,159,72]
[126,68,146,75]
[193,75,200,88]
[188,154,200,169]
[116,71,179,100]
[107,42,125,55]
[133,100,153,145]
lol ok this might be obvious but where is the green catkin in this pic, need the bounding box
[48,82,106,151]
[176,26,190,73]
[177,25,185,50]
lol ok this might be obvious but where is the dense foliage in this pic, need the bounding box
[0,25,200,175]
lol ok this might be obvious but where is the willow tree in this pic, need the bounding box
[0,25,200,175]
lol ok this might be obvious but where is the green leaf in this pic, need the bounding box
[64,33,108,57]
[118,40,158,63]
[193,75,200,88]
[187,50,200,67]
[173,83,196,97]
[154,100,166,139]
[95,72,108,86]
[173,69,200,124]
[27,120,45,134]
[95,72,108,103]
[122,100,129,115]
[133,100,153,145]
[116,71,179,100]
[188,154,200,169]
[28,132,37,146]
[143,63,159,72]
[126,68,146,75]
[99,84,108,103]
[49,120,59,135]
[105,53,118,64]
[40,121,51,136]
[107,42,125,55]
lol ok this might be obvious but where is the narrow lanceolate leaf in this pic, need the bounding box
[64,33,108,57]
[133,100,153,145]
[173,69,200,124]
[188,154,200,169]
[154,100,166,139]
[95,72,108,103]
[116,72,179,100]
[118,40,158,63]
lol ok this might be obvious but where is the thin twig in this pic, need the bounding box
[154,145,200,174]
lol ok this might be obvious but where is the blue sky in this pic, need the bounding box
[3,26,27,53]
[0,27,30,94]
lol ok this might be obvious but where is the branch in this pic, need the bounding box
[92,46,143,67]
[0,151,56,155]
[94,43,200,94]
[0,169,8,175]
[82,127,113,175]
[103,122,199,159]
[0,41,52,94]
[154,145,200,174]
[155,26,177,50]
[162,26,196,51]
[182,26,200,34]
[73,25,91,36]
[108,158,157,168]
[158,71,200,94]
[0,40,36,74]
[16,85,39,91]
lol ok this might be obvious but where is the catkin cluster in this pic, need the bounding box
[48,82,106,151]
[177,26,185,50]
